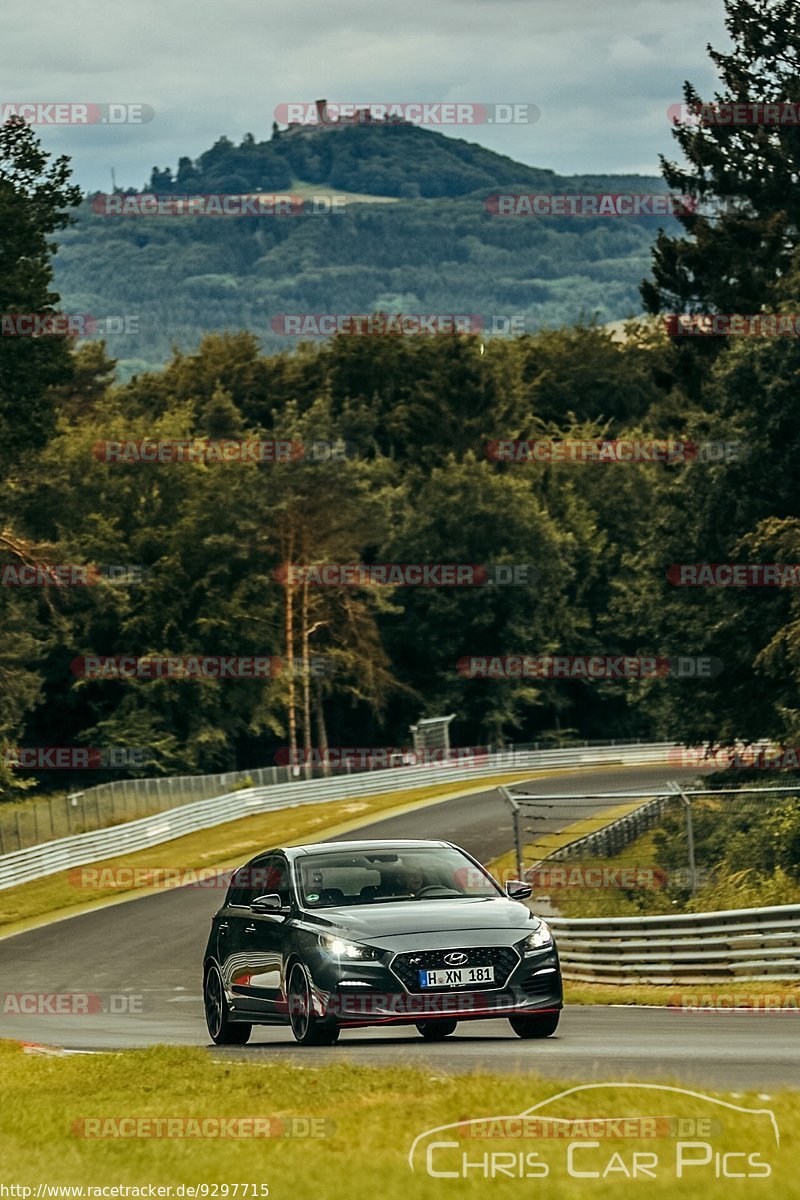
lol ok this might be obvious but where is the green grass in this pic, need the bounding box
[538,829,675,919]
[0,770,538,932]
[565,981,800,1006]
[0,1043,795,1197]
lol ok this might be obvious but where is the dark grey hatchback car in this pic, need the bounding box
[203,839,562,1046]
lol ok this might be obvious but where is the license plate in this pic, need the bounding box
[419,966,495,987]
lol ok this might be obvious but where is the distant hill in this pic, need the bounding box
[145,122,560,199]
[54,124,677,375]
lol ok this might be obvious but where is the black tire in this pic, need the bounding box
[204,964,251,1045]
[287,962,340,1046]
[509,1011,560,1039]
[416,1020,458,1040]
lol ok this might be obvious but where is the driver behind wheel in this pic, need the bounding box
[375,863,426,897]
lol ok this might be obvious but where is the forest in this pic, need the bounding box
[4,0,800,804]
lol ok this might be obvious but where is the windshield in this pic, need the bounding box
[294,847,503,908]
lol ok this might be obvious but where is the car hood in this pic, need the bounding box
[301,896,542,941]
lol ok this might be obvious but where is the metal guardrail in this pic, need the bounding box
[0,742,676,890]
[550,905,800,984]
[0,736,657,854]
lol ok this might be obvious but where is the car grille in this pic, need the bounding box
[391,946,519,992]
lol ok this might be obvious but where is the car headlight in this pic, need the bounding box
[523,921,553,952]
[319,934,380,960]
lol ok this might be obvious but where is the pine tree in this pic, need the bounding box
[643,0,800,320]
[0,118,81,474]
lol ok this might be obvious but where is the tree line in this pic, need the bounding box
[3,0,800,799]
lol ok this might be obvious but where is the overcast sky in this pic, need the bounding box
[2,0,729,192]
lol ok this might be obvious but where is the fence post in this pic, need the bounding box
[513,801,523,880]
[673,783,697,896]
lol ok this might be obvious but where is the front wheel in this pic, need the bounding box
[287,962,340,1046]
[509,1011,560,1039]
[204,964,251,1045]
[416,1020,458,1040]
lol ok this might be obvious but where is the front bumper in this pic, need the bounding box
[307,942,563,1026]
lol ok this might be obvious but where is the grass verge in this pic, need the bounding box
[565,981,800,1006]
[0,1042,794,1197]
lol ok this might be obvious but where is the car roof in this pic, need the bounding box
[255,839,453,861]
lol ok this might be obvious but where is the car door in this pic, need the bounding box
[230,854,293,1016]
[217,863,269,1014]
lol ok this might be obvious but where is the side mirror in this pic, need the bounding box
[506,880,533,900]
[251,893,286,914]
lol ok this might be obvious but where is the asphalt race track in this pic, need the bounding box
[1,762,795,1088]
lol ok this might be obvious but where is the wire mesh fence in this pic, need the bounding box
[501,782,800,918]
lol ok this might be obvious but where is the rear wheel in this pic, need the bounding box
[204,964,251,1045]
[416,1020,458,1040]
[288,962,340,1046]
[509,1011,560,1039]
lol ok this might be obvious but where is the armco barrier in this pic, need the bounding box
[526,795,670,871]
[0,742,675,890]
[550,905,800,984]
[0,736,665,854]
